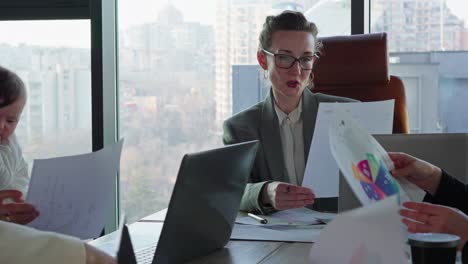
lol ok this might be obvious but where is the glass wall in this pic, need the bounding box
[371,0,468,133]
[118,0,351,223]
[0,20,92,166]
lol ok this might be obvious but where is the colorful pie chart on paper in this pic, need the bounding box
[352,153,399,201]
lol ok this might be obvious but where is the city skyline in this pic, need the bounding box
[1,0,468,223]
[0,0,466,48]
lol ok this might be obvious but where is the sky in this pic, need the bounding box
[0,0,465,48]
[0,0,217,48]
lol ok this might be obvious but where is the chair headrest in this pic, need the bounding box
[314,33,389,87]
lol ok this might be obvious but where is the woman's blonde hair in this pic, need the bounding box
[258,11,320,51]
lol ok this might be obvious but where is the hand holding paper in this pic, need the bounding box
[388,152,443,196]
[0,189,39,224]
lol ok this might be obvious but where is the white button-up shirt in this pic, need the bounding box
[274,98,305,185]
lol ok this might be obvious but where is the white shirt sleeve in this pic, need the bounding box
[0,134,30,196]
[0,221,86,264]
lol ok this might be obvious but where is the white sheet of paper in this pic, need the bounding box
[268,207,321,224]
[231,223,323,243]
[236,208,325,226]
[302,100,394,197]
[328,110,409,205]
[26,140,124,239]
[309,196,407,264]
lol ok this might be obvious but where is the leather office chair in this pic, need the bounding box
[312,33,410,134]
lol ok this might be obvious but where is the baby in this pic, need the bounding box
[0,66,39,224]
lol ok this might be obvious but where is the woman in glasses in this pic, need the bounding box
[223,11,355,214]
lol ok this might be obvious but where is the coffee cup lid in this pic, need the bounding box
[408,233,460,248]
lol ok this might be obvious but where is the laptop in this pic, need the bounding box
[116,140,259,264]
[338,133,468,212]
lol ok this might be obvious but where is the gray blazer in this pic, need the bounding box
[223,88,356,213]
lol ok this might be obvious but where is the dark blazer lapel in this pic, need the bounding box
[260,91,288,182]
[302,88,319,160]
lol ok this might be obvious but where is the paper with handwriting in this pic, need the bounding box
[26,140,123,239]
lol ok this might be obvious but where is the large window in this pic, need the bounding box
[0,20,92,166]
[118,0,351,223]
[371,0,468,133]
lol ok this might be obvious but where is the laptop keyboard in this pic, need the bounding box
[135,243,157,264]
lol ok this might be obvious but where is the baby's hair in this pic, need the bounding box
[0,66,27,108]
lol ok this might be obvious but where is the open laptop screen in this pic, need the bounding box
[117,140,259,264]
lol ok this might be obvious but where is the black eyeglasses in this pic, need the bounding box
[262,49,319,70]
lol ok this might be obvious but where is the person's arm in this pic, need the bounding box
[13,155,29,196]
[0,190,38,224]
[424,170,468,214]
[389,152,442,195]
[0,220,115,264]
[223,120,271,213]
[239,181,272,213]
[10,134,30,196]
[85,244,117,264]
[389,152,468,213]
[400,201,468,248]
[0,221,115,264]
[223,121,315,214]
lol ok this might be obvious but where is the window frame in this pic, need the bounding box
[0,0,119,233]
[0,0,365,233]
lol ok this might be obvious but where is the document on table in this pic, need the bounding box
[235,207,331,226]
[309,196,407,264]
[26,140,124,239]
[233,208,332,242]
[232,223,323,243]
[302,100,394,198]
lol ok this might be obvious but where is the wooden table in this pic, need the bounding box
[90,209,314,264]
[144,210,313,264]
[187,240,311,264]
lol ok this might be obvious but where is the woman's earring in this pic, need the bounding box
[309,72,315,88]
[263,70,268,80]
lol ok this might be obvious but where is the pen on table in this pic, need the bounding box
[247,213,268,224]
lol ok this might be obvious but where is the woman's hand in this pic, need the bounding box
[401,201,468,247]
[261,182,315,210]
[388,152,442,195]
[0,189,39,225]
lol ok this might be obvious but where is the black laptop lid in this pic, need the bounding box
[153,140,258,264]
[117,224,137,264]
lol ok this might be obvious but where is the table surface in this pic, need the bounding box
[90,209,314,264]
[90,210,463,263]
